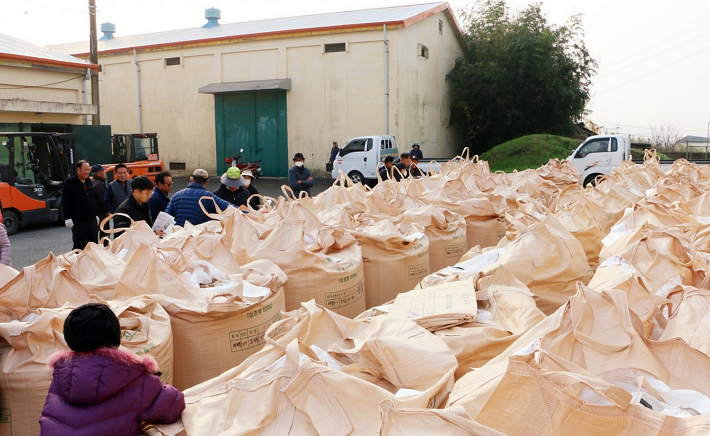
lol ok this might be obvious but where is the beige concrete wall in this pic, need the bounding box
[391,11,463,159]
[93,18,463,176]
[0,64,87,125]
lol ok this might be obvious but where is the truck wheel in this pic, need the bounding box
[3,210,19,236]
[583,174,602,187]
[348,171,365,185]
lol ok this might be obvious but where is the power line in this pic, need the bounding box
[593,44,710,96]
[599,18,710,68]
[0,74,85,89]
[591,120,709,132]
[597,28,710,79]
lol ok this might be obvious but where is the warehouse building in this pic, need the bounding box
[51,2,464,177]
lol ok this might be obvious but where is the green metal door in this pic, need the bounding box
[215,91,288,177]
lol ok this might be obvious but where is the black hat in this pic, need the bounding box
[293,153,305,160]
[91,164,106,173]
[63,303,121,352]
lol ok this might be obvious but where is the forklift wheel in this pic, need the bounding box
[3,210,19,236]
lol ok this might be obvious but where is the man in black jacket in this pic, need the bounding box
[114,176,161,236]
[213,166,249,207]
[63,160,98,250]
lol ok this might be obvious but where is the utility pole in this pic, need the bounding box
[89,0,101,125]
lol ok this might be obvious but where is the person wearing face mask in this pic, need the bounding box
[104,163,132,214]
[288,153,314,198]
[212,166,249,207]
[241,169,262,209]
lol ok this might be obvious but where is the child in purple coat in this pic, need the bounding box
[39,303,185,435]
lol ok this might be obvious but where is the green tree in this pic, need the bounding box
[447,0,597,154]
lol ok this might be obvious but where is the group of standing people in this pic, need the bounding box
[379,143,425,182]
[63,160,176,250]
[63,160,264,250]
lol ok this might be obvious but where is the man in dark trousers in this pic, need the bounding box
[91,164,109,239]
[288,153,314,198]
[105,163,132,214]
[329,141,340,164]
[63,160,98,250]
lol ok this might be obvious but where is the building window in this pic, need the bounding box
[439,20,443,35]
[164,57,181,67]
[169,162,186,170]
[324,43,347,53]
[418,43,429,59]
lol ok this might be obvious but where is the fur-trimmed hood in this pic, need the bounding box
[48,347,159,405]
[49,347,158,372]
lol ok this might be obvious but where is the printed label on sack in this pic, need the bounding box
[444,242,467,258]
[326,278,365,310]
[599,255,625,268]
[408,261,429,280]
[229,309,281,353]
[513,337,542,356]
[0,409,10,424]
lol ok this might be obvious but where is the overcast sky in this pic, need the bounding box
[3,0,710,140]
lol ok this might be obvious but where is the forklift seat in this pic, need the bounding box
[0,164,11,184]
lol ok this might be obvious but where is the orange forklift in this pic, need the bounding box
[0,132,74,235]
[105,133,164,182]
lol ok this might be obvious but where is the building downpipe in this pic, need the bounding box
[134,49,143,133]
[384,24,389,135]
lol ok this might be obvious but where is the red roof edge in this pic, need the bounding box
[69,2,465,57]
[0,52,98,71]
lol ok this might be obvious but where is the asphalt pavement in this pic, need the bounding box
[9,176,333,270]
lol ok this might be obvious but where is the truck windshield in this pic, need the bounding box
[575,139,610,158]
[340,138,372,156]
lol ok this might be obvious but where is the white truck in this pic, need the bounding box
[568,134,710,186]
[331,135,449,185]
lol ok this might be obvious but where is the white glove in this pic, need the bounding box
[65,219,74,228]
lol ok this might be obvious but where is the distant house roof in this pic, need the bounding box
[50,2,463,57]
[0,32,97,70]
[678,135,710,143]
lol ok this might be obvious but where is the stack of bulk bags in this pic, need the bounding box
[159,222,242,276]
[156,301,458,436]
[599,223,707,293]
[450,285,710,434]
[350,218,429,308]
[397,205,468,271]
[0,259,173,436]
[230,199,366,318]
[535,158,581,188]
[488,210,592,315]
[419,181,506,250]
[311,171,369,216]
[552,184,607,271]
[584,176,642,231]
[108,243,287,390]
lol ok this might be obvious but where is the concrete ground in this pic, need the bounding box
[9,176,333,269]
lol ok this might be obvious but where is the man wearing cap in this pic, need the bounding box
[411,143,423,160]
[329,141,340,164]
[91,164,109,237]
[213,166,250,207]
[165,169,234,226]
[288,153,314,198]
[241,169,262,209]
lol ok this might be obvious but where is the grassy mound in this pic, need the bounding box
[480,134,582,172]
